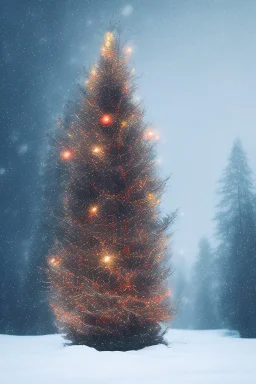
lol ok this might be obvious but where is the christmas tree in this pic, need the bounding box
[48,31,174,351]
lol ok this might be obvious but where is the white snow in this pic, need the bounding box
[18,144,29,155]
[121,5,134,17]
[1,330,255,384]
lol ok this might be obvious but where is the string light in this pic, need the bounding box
[145,130,160,141]
[100,114,113,126]
[103,255,111,263]
[124,46,133,55]
[121,121,127,128]
[92,146,101,154]
[89,206,98,215]
[91,67,97,76]
[104,32,114,47]
[60,150,72,160]
[147,131,154,139]
[49,257,61,268]
[147,193,154,200]
[101,46,107,55]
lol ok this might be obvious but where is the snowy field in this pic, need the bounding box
[1,330,255,384]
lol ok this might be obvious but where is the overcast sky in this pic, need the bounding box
[132,1,256,262]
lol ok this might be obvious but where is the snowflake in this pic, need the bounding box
[121,4,133,17]
[18,144,29,155]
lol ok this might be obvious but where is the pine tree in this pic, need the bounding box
[192,238,218,330]
[172,257,192,329]
[216,139,256,337]
[48,32,174,351]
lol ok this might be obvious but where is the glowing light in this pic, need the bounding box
[60,150,72,160]
[122,85,129,93]
[91,67,97,76]
[102,32,114,54]
[105,32,114,44]
[103,255,111,263]
[100,114,113,126]
[101,46,107,55]
[89,206,98,214]
[121,121,127,128]
[145,131,154,140]
[145,130,160,141]
[92,146,101,154]
[49,257,61,268]
[125,46,133,55]
[147,193,154,200]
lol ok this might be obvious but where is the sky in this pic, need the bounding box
[1,0,256,268]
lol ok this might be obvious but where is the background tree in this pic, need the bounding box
[192,238,218,330]
[48,31,174,351]
[215,139,256,337]
[171,256,193,329]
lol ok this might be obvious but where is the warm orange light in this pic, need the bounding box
[60,150,72,160]
[49,257,61,268]
[90,206,98,214]
[103,255,111,263]
[121,121,127,128]
[147,193,154,200]
[105,32,114,45]
[100,114,113,126]
[92,146,101,154]
[91,67,97,76]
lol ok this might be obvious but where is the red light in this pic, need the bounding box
[100,114,113,126]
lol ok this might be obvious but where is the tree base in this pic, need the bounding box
[65,324,168,351]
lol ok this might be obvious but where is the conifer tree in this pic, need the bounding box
[192,238,218,330]
[216,139,256,337]
[48,32,174,351]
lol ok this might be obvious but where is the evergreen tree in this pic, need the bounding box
[172,257,193,329]
[192,238,218,330]
[215,139,256,337]
[48,32,174,351]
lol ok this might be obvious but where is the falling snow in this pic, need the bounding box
[18,144,29,155]
[121,4,134,17]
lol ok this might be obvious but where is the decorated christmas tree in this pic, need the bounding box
[48,31,174,351]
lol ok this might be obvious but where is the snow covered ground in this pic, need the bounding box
[1,329,255,384]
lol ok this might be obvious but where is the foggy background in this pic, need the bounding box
[1,0,256,332]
